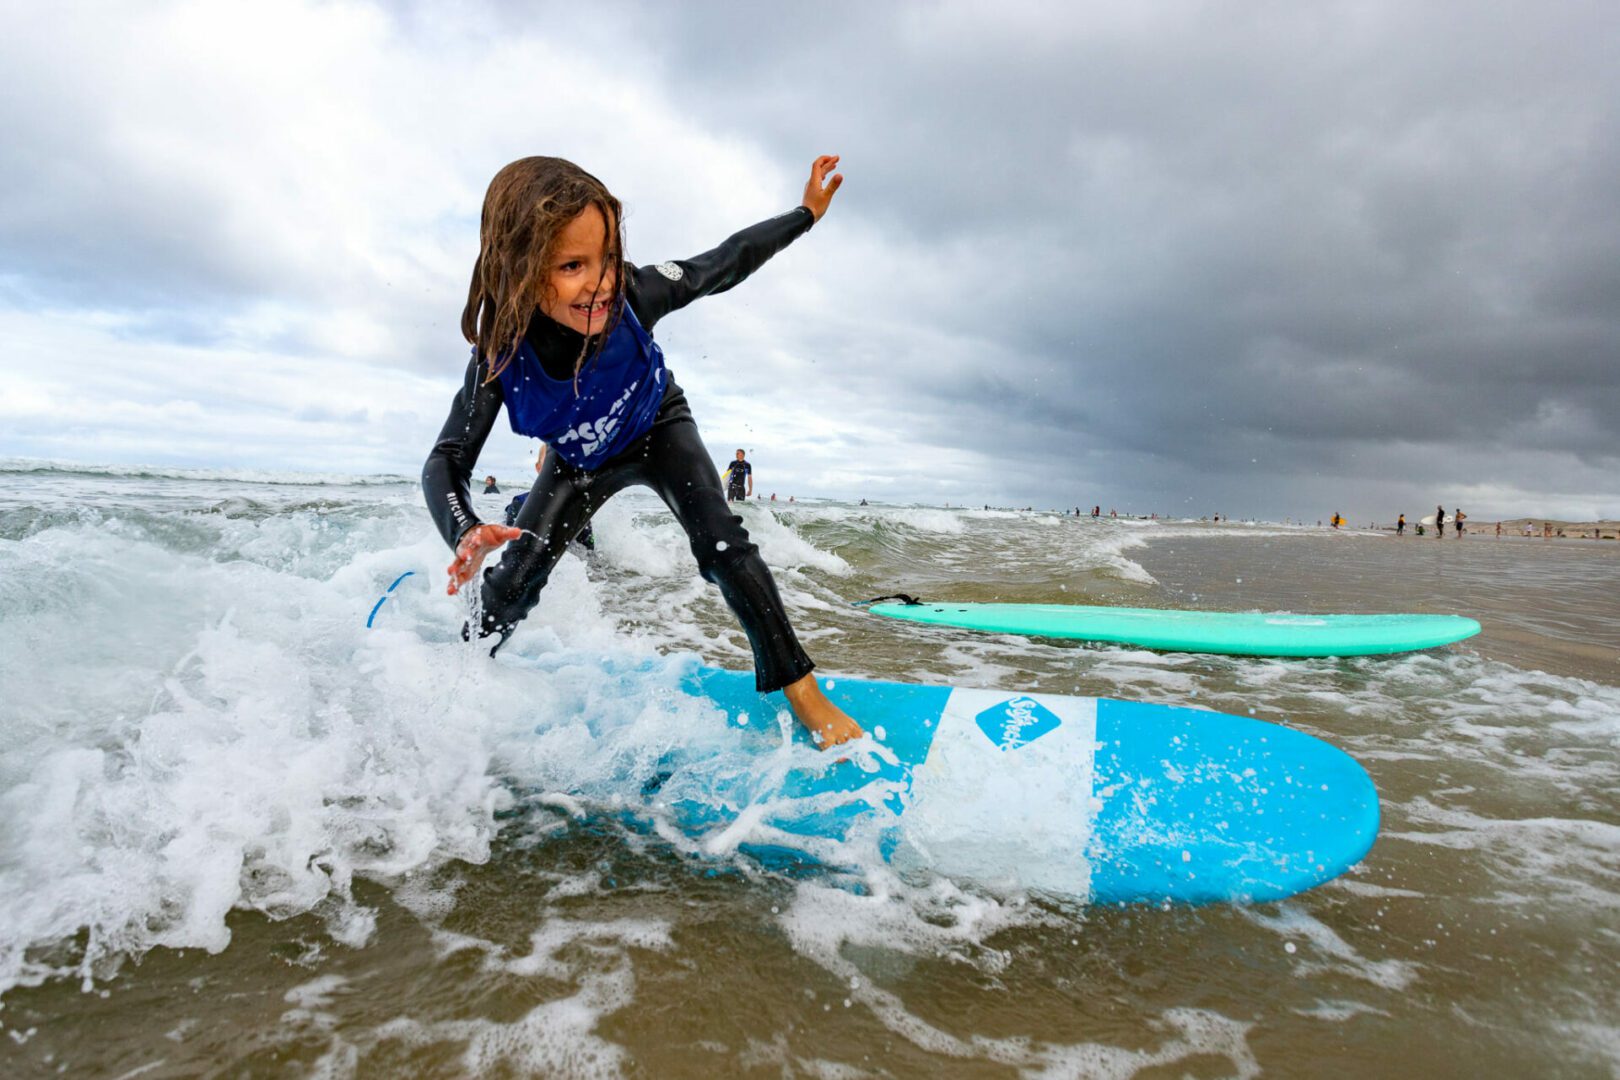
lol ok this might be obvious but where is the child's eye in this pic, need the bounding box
[559,260,582,272]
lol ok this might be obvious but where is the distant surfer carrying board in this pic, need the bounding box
[723,450,753,503]
[421,154,862,748]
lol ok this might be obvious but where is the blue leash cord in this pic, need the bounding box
[365,570,417,628]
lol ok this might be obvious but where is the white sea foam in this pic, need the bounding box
[778,878,1260,1075]
[1240,904,1420,991]
[366,916,670,1078]
[878,508,968,535]
[1383,801,1620,910]
[0,455,413,487]
[4,466,1620,1073]
[784,502,969,536]
[742,506,852,574]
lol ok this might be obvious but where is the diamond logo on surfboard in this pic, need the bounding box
[974,696,1061,751]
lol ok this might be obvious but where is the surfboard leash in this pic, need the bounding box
[365,570,417,628]
[850,593,924,607]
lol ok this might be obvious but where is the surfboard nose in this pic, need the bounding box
[1087,698,1380,905]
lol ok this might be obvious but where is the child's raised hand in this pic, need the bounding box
[801,154,843,221]
[447,524,523,595]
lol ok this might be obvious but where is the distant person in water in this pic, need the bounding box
[723,449,752,503]
[1435,505,1446,537]
[484,475,500,494]
[1454,509,1466,536]
[1397,513,1406,536]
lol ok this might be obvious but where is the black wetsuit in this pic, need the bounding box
[422,207,817,691]
[725,459,752,501]
[503,491,595,550]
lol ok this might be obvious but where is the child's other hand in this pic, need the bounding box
[447,524,522,595]
[801,154,843,221]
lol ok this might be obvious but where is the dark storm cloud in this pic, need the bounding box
[5,0,1616,516]
[564,0,1620,515]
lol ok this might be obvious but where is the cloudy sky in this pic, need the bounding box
[2,0,1616,520]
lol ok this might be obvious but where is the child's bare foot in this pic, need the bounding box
[782,673,864,749]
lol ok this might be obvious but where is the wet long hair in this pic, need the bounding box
[461,157,626,385]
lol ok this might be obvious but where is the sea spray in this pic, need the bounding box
[2,465,1618,1075]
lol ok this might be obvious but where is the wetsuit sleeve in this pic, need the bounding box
[628,206,816,330]
[421,354,505,550]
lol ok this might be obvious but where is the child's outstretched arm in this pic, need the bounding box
[628,154,844,330]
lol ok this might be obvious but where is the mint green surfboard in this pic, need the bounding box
[867,601,1481,658]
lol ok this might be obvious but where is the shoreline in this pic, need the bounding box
[1370,518,1619,540]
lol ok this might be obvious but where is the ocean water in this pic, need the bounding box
[1,459,1617,1077]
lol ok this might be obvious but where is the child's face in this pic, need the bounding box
[540,203,618,335]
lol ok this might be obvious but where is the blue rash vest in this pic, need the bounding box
[422,205,816,551]
[494,304,668,470]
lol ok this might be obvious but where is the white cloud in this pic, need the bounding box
[0,0,878,489]
[2,0,1617,519]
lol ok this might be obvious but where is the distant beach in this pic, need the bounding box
[1373,517,1619,540]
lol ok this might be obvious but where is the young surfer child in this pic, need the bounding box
[422,154,861,748]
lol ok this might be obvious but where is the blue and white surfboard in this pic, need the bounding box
[681,665,1379,905]
[367,576,1379,905]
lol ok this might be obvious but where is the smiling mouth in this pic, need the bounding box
[572,298,611,320]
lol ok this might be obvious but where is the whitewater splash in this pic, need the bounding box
[0,456,417,487]
[0,479,1143,998]
[2,463,1617,1075]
